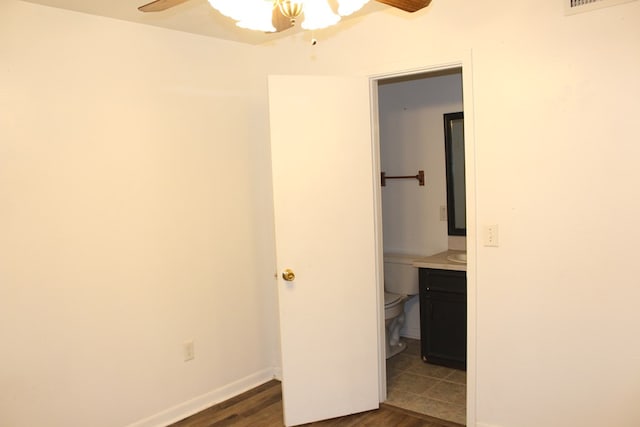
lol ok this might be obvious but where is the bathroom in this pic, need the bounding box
[378,68,467,425]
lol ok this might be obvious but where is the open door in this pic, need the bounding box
[268,75,380,426]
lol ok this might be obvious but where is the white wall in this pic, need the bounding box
[378,72,463,338]
[261,1,640,426]
[0,2,278,427]
[379,72,463,256]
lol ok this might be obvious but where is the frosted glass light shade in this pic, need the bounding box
[337,0,370,16]
[207,0,243,20]
[301,0,340,30]
[209,0,276,32]
[237,0,277,31]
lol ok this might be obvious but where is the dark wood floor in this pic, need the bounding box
[169,380,465,427]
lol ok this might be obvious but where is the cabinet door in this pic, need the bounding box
[420,269,466,370]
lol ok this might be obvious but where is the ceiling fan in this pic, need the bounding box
[137,0,432,33]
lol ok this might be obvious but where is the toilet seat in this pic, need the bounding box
[384,291,404,307]
[384,292,406,321]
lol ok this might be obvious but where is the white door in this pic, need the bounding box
[268,75,380,426]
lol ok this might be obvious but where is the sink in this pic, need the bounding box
[447,253,467,264]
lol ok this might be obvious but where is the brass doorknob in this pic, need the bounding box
[282,269,296,281]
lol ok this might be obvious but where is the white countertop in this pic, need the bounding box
[412,250,467,272]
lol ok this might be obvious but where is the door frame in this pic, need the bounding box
[367,53,477,426]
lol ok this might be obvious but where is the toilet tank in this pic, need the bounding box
[384,253,420,295]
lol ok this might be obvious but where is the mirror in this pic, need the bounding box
[444,112,466,236]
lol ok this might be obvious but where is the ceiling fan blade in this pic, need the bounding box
[138,0,191,13]
[272,4,294,33]
[375,0,432,13]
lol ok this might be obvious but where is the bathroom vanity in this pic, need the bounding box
[413,251,466,370]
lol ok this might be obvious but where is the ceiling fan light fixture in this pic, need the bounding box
[144,0,433,33]
[205,0,419,34]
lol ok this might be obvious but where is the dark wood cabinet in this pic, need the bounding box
[419,268,466,370]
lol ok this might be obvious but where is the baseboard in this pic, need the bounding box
[126,367,279,427]
[401,327,420,341]
[272,366,283,381]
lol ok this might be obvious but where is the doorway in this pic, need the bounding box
[371,64,474,426]
[267,61,476,426]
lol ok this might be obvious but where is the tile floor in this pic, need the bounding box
[385,338,466,425]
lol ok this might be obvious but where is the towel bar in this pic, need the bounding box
[381,170,425,187]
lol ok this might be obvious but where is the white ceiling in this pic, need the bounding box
[21,0,387,45]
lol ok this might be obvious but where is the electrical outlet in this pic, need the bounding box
[183,340,195,362]
[484,225,499,247]
[440,205,447,221]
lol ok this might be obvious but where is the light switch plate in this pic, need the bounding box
[440,206,447,221]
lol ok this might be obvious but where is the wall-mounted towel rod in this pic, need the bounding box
[381,170,425,186]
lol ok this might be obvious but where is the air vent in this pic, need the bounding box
[565,0,637,15]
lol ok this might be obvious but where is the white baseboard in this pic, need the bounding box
[126,367,279,427]
[272,366,283,381]
[401,327,420,341]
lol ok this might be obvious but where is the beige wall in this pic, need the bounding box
[262,1,640,426]
[0,2,278,427]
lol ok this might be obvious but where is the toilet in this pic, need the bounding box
[384,253,420,359]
